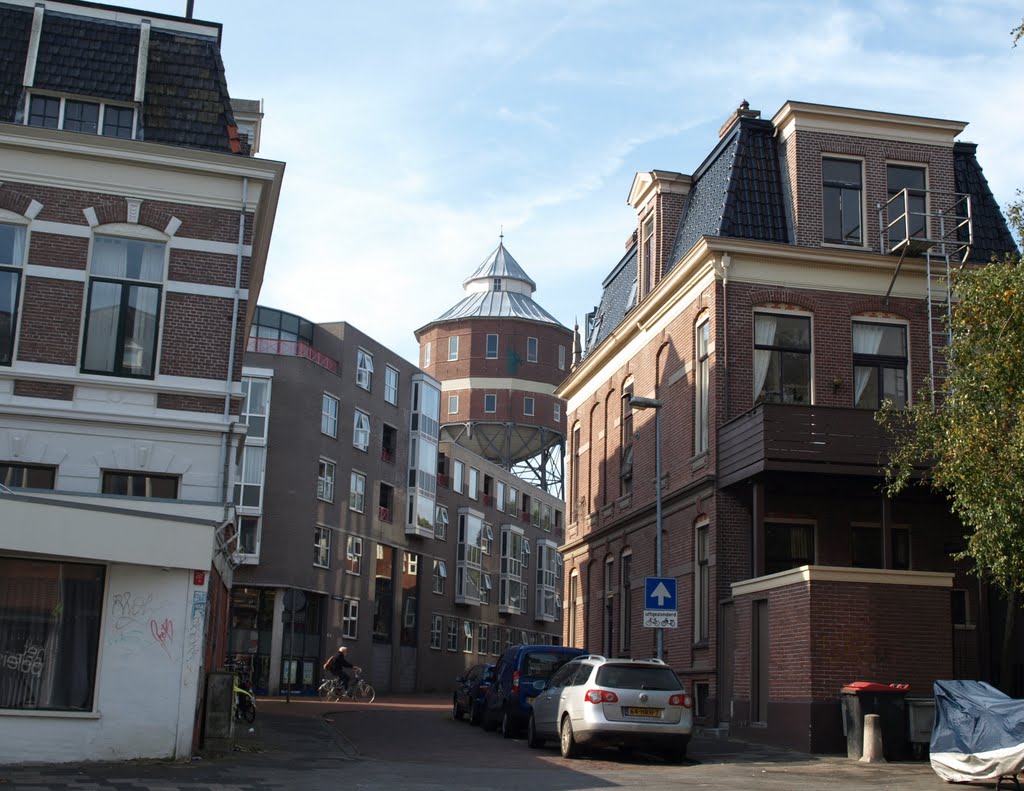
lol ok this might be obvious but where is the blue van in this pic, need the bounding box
[482,644,586,737]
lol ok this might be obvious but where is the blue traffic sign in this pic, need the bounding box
[644,577,676,611]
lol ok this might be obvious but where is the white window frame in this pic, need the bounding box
[424,341,431,368]
[463,620,474,653]
[346,535,363,575]
[430,614,443,649]
[353,409,370,451]
[448,336,459,361]
[468,467,479,500]
[343,598,359,639]
[486,334,498,359]
[524,397,535,416]
[477,623,489,654]
[349,471,366,513]
[482,523,494,555]
[26,93,137,138]
[453,461,464,494]
[434,505,449,540]
[317,458,336,502]
[455,510,484,605]
[527,336,538,363]
[240,375,272,441]
[553,403,561,423]
[314,525,331,568]
[446,618,459,652]
[558,344,566,370]
[322,393,338,437]
[384,365,399,405]
[356,348,374,391]
[696,316,710,455]
[484,393,497,413]
[433,559,447,594]
[822,155,866,248]
[448,394,459,415]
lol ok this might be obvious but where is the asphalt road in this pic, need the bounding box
[0,695,981,790]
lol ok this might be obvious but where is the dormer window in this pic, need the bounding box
[493,278,502,291]
[28,95,135,139]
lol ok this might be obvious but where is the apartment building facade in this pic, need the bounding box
[558,100,1018,753]
[0,0,283,763]
[232,309,564,695]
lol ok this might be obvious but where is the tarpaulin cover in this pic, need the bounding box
[930,680,1024,782]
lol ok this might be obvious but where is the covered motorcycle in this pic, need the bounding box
[930,680,1024,782]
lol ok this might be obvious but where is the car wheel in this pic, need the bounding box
[452,696,463,720]
[501,709,515,739]
[527,712,544,749]
[469,700,481,726]
[559,715,579,759]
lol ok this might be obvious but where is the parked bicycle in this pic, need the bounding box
[318,667,375,703]
[227,660,256,723]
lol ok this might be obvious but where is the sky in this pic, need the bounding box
[110,0,1023,364]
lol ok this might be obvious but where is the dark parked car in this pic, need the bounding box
[452,663,494,725]
[482,644,586,737]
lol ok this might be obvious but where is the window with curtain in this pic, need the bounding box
[852,321,907,409]
[696,318,710,454]
[82,235,165,378]
[0,558,105,711]
[765,522,815,574]
[0,222,27,366]
[753,313,811,405]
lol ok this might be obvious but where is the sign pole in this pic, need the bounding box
[654,404,663,660]
[287,589,294,703]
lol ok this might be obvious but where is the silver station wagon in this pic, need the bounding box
[526,655,693,762]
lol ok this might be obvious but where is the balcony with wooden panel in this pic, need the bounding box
[717,404,906,487]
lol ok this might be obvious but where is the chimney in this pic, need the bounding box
[718,100,760,139]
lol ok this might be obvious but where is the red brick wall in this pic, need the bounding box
[18,277,83,365]
[785,131,957,251]
[26,232,88,269]
[160,293,236,380]
[13,380,74,400]
[157,393,226,414]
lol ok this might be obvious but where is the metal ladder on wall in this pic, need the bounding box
[881,189,973,407]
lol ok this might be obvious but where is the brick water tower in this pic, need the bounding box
[415,239,572,495]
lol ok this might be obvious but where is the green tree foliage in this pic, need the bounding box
[879,245,1024,592]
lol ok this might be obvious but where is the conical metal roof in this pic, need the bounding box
[462,242,536,290]
[419,240,566,329]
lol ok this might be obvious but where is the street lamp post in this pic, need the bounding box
[630,396,663,660]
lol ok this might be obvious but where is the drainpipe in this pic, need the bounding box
[720,253,731,421]
[219,177,248,521]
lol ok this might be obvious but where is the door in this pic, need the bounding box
[718,601,735,724]
[752,599,769,723]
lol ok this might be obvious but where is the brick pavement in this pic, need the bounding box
[0,695,955,791]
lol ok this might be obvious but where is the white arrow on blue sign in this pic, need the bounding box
[644,577,676,611]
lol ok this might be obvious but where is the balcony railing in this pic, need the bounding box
[437,473,450,489]
[381,448,394,464]
[717,404,906,487]
[378,505,392,523]
[247,337,338,373]
[483,494,495,508]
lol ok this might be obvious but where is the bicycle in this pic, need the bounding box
[318,667,375,703]
[227,662,256,723]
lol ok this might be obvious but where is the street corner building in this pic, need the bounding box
[557,100,1018,753]
[0,0,283,764]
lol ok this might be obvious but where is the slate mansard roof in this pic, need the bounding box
[583,107,1018,359]
[0,1,240,154]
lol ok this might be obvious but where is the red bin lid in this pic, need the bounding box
[841,681,910,693]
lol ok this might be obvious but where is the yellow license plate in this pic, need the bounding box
[626,707,660,717]
[527,697,535,705]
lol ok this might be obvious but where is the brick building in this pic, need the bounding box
[557,100,1018,752]
[0,0,283,763]
[232,306,564,695]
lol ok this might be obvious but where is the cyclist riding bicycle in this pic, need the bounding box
[324,646,355,694]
